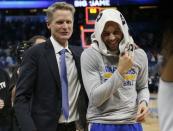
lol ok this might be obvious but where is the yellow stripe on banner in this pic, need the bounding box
[103,72,113,79]
[124,74,136,80]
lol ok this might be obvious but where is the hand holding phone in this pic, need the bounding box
[125,43,134,57]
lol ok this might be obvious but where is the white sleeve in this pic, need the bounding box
[136,49,150,105]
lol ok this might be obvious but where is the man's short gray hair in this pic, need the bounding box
[46,2,75,23]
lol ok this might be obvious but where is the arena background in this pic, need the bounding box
[0,0,161,130]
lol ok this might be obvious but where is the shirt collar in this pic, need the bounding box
[50,36,72,54]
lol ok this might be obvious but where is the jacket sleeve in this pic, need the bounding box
[136,49,150,105]
[14,48,37,131]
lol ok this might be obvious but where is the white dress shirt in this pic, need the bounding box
[50,36,81,123]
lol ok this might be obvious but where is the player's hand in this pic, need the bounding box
[0,99,5,109]
[117,51,133,76]
[136,101,149,122]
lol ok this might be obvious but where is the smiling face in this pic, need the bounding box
[101,21,123,52]
[47,9,73,47]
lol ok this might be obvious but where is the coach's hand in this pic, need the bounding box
[0,99,4,109]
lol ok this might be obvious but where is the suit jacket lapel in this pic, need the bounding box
[69,46,80,72]
[69,46,83,85]
[44,39,61,84]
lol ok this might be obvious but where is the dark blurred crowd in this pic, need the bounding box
[0,17,48,49]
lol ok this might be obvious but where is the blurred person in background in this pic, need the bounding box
[10,35,46,131]
[14,2,88,131]
[10,35,46,106]
[157,4,173,130]
[27,35,47,46]
[0,67,11,131]
[81,8,149,131]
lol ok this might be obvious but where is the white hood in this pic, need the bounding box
[91,8,134,56]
